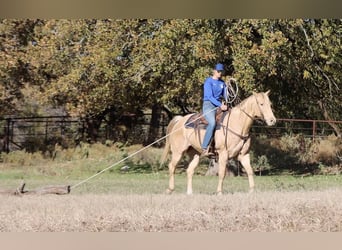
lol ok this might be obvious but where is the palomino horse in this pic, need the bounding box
[160,91,276,195]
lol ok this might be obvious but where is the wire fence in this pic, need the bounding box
[0,116,81,153]
[0,115,341,153]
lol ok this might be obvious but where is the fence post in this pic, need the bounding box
[5,118,11,153]
[312,120,316,140]
[45,118,48,143]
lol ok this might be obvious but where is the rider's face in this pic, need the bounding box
[213,70,223,79]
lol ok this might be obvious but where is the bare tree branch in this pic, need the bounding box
[300,23,314,58]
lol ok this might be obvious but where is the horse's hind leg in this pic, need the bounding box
[166,151,182,194]
[186,151,200,195]
[238,153,255,193]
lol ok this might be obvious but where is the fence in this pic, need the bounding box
[0,116,81,153]
[0,115,341,153]
[252,118,342,140]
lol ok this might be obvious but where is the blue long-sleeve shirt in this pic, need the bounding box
[203,77,227,107]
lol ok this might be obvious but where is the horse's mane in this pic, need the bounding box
[234,93,255,109]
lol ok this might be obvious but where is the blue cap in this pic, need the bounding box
[215,63,224,71]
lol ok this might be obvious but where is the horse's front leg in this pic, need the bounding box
[216,151,228,195]
[238,153,255,193]
[166,152,182,194]
[186,154,200,195]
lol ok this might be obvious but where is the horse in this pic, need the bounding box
[160,91,276,195]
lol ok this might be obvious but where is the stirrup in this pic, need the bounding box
[200,149,215,157]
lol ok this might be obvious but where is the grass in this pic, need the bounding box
[1,141,342,193]
[1,187,342,232]
[1,143,342,232]
[2,168,342,195]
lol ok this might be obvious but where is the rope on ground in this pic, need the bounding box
[70,106,218,190]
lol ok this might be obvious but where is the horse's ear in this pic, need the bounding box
[265,90,271,96]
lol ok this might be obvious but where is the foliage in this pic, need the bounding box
[251,134,342,175]
[0,20,38,116]
[314,135,342,166]
[1,19,341,138]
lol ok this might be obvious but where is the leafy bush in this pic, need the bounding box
[250,134,342,175]
[314,135,341,165]
[279,134,301,152]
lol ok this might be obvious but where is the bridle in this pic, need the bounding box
[222,93,266,148]
[239,93,266,123]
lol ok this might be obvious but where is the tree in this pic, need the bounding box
[1,19,340,143]
[0,19,38,116]
[223,19,341,135]
[26,19,139,141]
[120,19,230,143]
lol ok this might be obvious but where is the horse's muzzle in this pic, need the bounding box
[266,118,276,126]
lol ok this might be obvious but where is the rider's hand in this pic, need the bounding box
[220,104,228,111]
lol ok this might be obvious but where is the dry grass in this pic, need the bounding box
[315,135,342,163]
[1,188,342,232]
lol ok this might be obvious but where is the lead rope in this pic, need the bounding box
[70,106,219,190]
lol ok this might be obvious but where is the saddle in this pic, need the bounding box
[185,109,230,158]
[185,109,228,130]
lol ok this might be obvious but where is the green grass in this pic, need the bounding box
[77,174,342,195]
[1,143,342,195]
[2,167,342,195]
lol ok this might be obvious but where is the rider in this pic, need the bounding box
[201,63,228,157]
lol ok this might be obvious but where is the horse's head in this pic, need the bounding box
[253,90,276,126]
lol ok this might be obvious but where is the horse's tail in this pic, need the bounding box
[160,115,182,167]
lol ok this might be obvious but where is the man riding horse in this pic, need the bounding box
[201,63,230,157]
[160,62,276,195]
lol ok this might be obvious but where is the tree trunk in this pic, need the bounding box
[318,100,341,138]
[145,103,162,145]
[83,115,104,143]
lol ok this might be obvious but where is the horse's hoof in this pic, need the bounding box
[165,188,173,194]
[216,191,223,196]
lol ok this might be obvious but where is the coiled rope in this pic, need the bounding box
[225,78,241,105]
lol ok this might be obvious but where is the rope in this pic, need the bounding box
[225,78,240,105]
[70,106,218,190]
